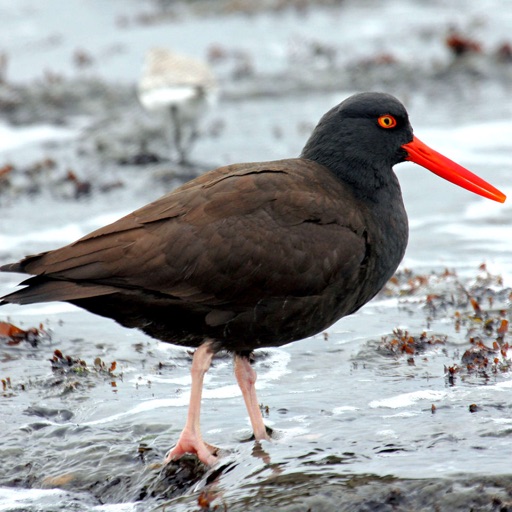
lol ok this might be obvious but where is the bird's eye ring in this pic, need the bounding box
[377,115,397,129]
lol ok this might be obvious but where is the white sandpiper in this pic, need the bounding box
[138,47,218,165]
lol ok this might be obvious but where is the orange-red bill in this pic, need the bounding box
[402,136,506,203]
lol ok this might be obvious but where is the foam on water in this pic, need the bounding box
[439,222,512,248]
[465,195,512,221]
[332,405,359,415]
[369,389,446,409]
[0,302,77,316]
[415,119,512,159]
[486,380,512,391]
[79,397,191,426]
[0,123,76,153]
[92,505,136,512]
[0,225,87,249]
[0,487,70,511]
[0,212,131,253]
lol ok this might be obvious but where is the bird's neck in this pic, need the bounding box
[301,146,396,203]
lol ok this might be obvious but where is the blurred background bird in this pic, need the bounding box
[138,47,218,165]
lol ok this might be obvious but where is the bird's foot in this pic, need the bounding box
[251,425,274,442]
[164,429,219,466]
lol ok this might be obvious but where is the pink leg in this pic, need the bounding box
[234,354,271,441]
[164,341,218,466]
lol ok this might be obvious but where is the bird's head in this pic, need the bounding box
[301,92,505,203]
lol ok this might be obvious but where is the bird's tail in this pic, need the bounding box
[0,274,116,306]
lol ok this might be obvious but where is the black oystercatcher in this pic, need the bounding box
[0,92,505,465]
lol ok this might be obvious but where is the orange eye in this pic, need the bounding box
[378,115,397,129]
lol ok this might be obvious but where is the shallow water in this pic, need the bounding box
[1,1,512,511]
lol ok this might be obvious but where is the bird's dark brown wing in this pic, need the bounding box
[1,158,370,348]
[4,159,367,300]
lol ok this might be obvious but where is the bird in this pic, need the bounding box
[0,92,505,466]
[138,47,218,165]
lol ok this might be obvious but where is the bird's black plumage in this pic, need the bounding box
[1,93,412,353]
[2,91,505,465]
